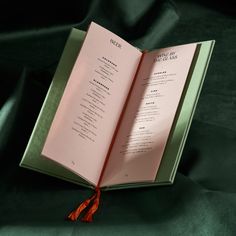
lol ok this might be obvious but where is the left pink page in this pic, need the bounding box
[41,22,142,185]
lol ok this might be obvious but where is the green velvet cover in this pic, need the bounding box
[0,0,235,235]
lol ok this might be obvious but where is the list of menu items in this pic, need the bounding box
[42,22,142,185]
[72,56,118,143]
[119,70,179,156]
[101,43,197,187]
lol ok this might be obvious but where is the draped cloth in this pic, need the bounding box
[0,0,236,234]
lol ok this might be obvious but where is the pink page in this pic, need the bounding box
[101,43,197,187]
[42,22,142,185]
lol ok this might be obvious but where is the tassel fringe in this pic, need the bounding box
[67,188,101,222]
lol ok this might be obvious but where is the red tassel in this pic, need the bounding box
[67,188,101,222]
[81,188,101,222]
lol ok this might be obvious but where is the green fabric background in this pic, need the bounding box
[0,0,235,235]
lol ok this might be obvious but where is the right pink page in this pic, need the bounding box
[101,43,197,187]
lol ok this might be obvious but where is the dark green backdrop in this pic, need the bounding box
[0,0,235,235]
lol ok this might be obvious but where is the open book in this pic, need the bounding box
[20,22,214,190]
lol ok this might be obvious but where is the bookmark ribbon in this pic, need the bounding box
[67,188,101,222]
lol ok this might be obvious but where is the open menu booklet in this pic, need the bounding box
[20,22,214,190]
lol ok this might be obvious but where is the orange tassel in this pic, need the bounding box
[67,188,101,222]
[81,188,101,222]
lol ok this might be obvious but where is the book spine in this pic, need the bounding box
[97,51,147,188]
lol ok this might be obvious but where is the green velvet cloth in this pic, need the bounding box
[0,0,235,235]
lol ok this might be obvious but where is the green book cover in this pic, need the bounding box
[20,26,214,190]
[20,29,93,189]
